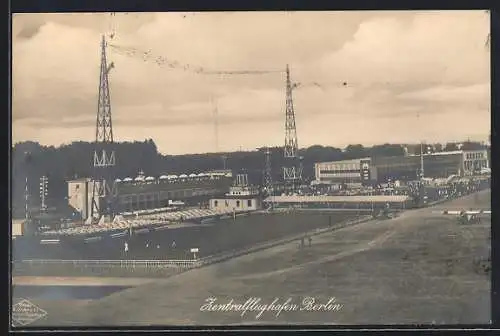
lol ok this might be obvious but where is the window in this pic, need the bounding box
[247,200,252,207]
[236,201,241,207]
[214,200,218,207]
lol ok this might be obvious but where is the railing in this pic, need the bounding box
[12,259,202,278]
[18,259,201,268]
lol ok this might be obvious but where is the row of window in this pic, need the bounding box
[213,200,253,207]
[465,152,485,160]
[120,188,215,201]
[319,169,363,174]
[318,163,360,171]
[320,177,362,182]
[464,160,488,171]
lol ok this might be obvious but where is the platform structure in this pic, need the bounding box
[264,194,413,209]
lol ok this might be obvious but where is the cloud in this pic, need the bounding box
[12,11,490,154]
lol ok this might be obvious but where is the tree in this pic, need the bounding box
[461,141,484,151]
[344,144,366,159]
[444,142,459,152]
[369,144,405,158]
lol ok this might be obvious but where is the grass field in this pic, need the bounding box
[16,190,491,326]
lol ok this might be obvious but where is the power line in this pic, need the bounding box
[108,43,284,76]
[108,44,472,89]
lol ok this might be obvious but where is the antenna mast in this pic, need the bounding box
[283,64,302,192]
[90,35,117,222]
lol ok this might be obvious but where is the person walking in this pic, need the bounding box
[123,241,129,259]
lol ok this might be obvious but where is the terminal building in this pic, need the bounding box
[314,149,489,186]
[68,170,233,220]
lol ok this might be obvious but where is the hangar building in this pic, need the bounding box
[314,149,489,186]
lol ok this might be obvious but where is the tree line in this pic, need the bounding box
[11,139,485,215]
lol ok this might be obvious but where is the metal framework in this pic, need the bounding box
[264,147,273,195]
[283,64,302,190]
[90,35,117,220]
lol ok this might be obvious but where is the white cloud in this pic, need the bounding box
[12,11,490,154]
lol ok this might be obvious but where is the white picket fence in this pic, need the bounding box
[19,259,202,269]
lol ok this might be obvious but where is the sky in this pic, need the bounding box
[12,11,491,155]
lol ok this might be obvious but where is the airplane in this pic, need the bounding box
[479,167,491,175]
[432,209,491,224]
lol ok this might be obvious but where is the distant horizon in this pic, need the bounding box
[12,135,489,156]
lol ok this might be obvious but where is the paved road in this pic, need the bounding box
[25,190,491,326]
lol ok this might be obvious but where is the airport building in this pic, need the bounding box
[68,170,233,219]
[209,174,262,212]
[314,149,489,186]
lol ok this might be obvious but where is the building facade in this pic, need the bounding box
[313,158,375,186]
[209,174,261,212]
[209,197,260,212]
[314,149,489,185]
[67,178,101,220]
[68,172,233,220]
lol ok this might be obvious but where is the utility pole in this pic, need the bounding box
[24,177,30,222]
[420,142,425,179]
[221,155,228,170]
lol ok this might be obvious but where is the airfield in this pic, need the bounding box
[18,189,491,326]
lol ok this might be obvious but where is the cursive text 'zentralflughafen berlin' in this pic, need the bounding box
[200,297,343,319]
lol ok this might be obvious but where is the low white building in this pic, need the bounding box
[208,173,261,211]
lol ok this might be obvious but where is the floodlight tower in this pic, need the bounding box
[283,64,302,192]
[89,35,117,222]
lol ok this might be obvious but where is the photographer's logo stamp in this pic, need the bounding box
[12,299,47,327]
